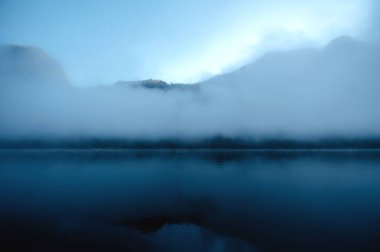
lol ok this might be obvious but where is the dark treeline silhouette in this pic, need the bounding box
[1,137,380,149]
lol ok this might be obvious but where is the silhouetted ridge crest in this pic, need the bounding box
[115,79,199,91]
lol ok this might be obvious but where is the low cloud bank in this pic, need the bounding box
[0,37,380,143]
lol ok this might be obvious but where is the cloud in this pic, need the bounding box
[0,36,379,142]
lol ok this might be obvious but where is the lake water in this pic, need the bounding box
[0,150,380,252]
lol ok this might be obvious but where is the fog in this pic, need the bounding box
[0,36,380,142]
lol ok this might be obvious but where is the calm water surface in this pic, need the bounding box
[0,150,380,252]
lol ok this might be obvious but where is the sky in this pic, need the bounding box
[1,0,380,140]
[0,0,375,86]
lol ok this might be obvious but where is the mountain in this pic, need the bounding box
[0,45,67,87]
[195,36,380,138]
[202,36,380,89]
[114,79,199,92]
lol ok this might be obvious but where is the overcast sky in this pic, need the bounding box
[0,0,374,85]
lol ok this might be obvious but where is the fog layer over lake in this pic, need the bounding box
[1,37,380,141]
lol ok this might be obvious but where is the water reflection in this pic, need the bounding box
[0,150,380,251]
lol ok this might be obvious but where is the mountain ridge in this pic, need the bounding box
[0,44,67,87]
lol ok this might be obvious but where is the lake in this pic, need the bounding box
[0,150,379,252]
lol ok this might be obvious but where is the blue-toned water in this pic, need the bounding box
[0,150,380,252]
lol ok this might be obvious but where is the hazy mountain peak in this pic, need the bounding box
[0,44,67,86]
[324,36,361,51]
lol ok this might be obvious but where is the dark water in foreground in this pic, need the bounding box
[0,150,380,252]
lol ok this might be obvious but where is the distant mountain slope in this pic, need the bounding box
[202,36,380,89]
[0,45,67,87]
[197,36,380,137]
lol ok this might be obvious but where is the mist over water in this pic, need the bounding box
[1,37,380,141]
[1,2,380,251]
